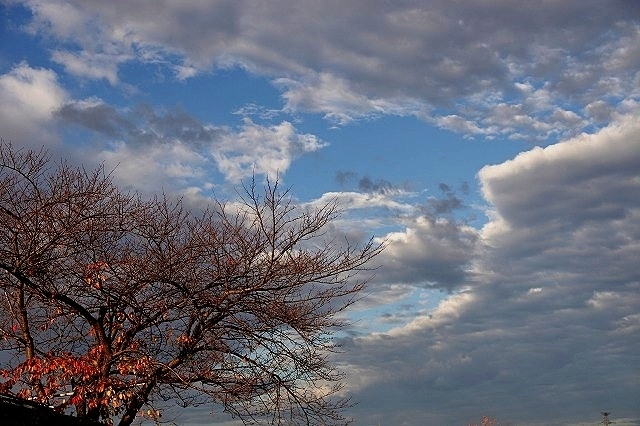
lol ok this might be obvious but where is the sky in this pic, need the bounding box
[1,1,639,425]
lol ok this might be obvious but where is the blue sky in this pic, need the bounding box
[1,1,639,425]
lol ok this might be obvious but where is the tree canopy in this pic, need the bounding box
[0,142,383,425]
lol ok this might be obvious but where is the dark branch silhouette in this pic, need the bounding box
[0,141,383,426]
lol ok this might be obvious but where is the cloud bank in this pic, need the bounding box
[9,0,640,139]
[338,116,640,425]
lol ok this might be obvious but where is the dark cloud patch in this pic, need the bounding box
[335,171,407,195]
[425,195,463,216]
[420,181,473,218]
[341,302,640,425]
[372,215,478,291]
[334,170,357,186]
[358,176,396,195]
[438,183,451,193]
[424,182,465,216]
[129,104,222,149]
[55,100,133,137]
[55,100,223,150]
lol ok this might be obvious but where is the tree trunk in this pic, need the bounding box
[117,380,156,426]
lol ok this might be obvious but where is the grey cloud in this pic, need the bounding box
[54,100,222,149]
[479,121,640,232]
[15,0,640,138]
[334,170,357,186]
[357,176,395,195]
[438,183,451,193]
[232,103,281,121]
[476,116,640,302]
[425,195,463,216]
[373,216,478,291]
[335,171,407,196]
[133,105,222,148]
[56,100,133,137]
[334,178,479,291]
[460,181,470,195]
[334,118,640,425]
[585,100,616,123]
[342,306,640,424]
[422,182,467,216]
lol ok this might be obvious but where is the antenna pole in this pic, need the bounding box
[601,411,612,426]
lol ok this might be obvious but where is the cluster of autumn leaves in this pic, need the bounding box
[0,286,196,423]
[0,345,161,421]
[468,415,499,426]
[83,261,108,290]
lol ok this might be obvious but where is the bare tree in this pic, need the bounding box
[0,142,383,426]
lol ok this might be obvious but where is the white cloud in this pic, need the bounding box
[52,50,121,84]
[0,62,67,146]
[307,191,414,214]
[213,118,327,182]
[386,290,476,335]
[276,73,419,124]
[97,140,209,194]
[432,114,487,136]
[51,99,329,187]
[26,0,87,39]
[0,62,66,121]
[174,64,199,80]
[351,283,416,312]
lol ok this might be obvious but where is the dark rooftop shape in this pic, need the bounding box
[0,393,104,425]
